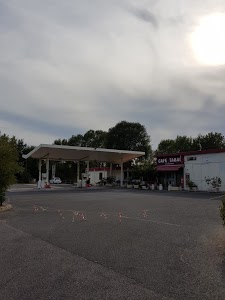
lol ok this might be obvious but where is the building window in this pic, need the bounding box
[99,173,103,180]
[187,157,197,161]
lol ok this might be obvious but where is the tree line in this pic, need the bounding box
[157,132,225,154]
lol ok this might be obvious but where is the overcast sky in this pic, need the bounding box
[0,0,225,149]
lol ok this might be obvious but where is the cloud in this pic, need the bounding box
[0,0,225,149]
[129,7,159,28]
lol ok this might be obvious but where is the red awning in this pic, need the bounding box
[156,164,183,172]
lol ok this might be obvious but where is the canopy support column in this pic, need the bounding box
[120,159,124,187]
[46,155,50,185]
[86,160,90,186]
[38,160,42,189]
[110,163,112,176]
[77,161,80,183]
[52,164,56,179]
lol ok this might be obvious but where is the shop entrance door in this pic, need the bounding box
[167,172,176,186]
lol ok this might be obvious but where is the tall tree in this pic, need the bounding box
[157,132,225,154]
[82,130,107,148]
[67,134,83,146]
[22,145,39,182]
[0,134,23,205]
[194,132,225,150]
[54,138,68,145]
[105,121,152,159]
[174,136,195,152]
[156,139,176,154]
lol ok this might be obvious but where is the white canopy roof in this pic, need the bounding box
[22,144,145,164]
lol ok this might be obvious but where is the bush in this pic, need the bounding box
[219,195,225,226]
[0,191,6,206]
[205,176,222,188]
[0,134,23,205]
[106,176,116,184]
[187,180,197,189]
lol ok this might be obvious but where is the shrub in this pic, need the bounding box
[219,195,225,227]
[205,176,222,188]
[106,176,116,184]
[187,180,197,189]
[0,134,23,205]
[0,191,6,206]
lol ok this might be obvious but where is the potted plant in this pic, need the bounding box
[205,176,221,192]
[126,178,133,189]
[187,180,198,192]
[168,184,181,191]
[105,176,116,187]
[139,181,149,190]
[132,179,140,189]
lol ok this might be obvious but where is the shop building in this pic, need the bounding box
[156,149,225,191]
[184,149,225,191]
[156,154,184,188]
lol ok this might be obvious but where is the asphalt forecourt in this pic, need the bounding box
[1,189,225,300]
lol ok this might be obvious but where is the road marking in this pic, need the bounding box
[121,215,181,227]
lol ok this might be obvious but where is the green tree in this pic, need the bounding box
[68,134,83,146]
[157,132,225,154]
[174,136,196,152]
[0,134,23,205]
[54,138,68,145]
[131,158,156,181]
[22,145,39,182]
[194,132,225,150]
[156,139,176,154]
[105,121,152,159]
[82,130,107,148]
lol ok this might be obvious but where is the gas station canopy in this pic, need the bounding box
[22,144,145,164]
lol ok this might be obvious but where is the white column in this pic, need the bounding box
[120,160,124,187]
[110,163,112,176]
[77,161,80,183]
[46,155,50,184]
[38,160,42,182]
[38,160,42,189]
[86,160,90,186]
[52,164,56,179]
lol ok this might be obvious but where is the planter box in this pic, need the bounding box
[141,186,148,190]
[168,186,181,191]
[207,187,220,193]
[187,187,198,192]
[126,184,133,189]
[133,184,139,189]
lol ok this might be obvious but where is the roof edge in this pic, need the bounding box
[156,148,225,157]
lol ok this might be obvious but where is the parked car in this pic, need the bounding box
[49,177,62,184]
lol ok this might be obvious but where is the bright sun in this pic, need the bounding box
[191,13,225,66]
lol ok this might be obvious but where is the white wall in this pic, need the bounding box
[88,170,108,185]
[88,169,126,185]
[184,152,225,191]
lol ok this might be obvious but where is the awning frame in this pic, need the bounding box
[156,164,184,172]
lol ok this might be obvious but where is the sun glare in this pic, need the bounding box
[191,13,225,66]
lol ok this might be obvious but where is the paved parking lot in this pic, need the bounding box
[0,188,225,300]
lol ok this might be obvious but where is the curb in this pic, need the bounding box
[0,203,12,213]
